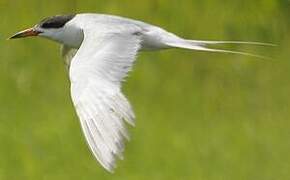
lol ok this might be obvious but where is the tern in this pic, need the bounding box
[9,13,273,172]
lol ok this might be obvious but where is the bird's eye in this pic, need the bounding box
[41,22,49,28]
[41,21,56,28]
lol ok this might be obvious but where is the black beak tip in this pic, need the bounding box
[7,33,23,40]
[7,28,40,40]
[7,35,17,40]
[7,31,24,40]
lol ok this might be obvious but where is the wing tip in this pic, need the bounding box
[104,164,116,173]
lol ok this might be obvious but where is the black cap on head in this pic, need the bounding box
[39,14,75,29]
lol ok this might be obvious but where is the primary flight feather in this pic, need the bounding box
[9,13,273,172]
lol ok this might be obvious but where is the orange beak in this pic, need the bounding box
[8,28,41,39]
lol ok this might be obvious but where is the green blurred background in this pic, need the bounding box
[0,0,289,179]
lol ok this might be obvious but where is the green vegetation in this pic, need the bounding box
[0,0,289,179]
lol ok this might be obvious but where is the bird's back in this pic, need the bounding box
[76,13,152,28]
[73,13,181,50]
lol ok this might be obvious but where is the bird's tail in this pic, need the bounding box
[166,38,275,59]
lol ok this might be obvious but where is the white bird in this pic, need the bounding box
[9,13,273,172]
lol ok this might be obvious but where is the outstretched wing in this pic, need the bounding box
[68,25,142,172]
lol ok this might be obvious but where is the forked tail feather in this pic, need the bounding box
[166,39,275,60]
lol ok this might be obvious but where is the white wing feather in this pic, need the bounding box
[68,23,141,172]
[62,14,273,173]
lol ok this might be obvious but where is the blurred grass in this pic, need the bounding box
[0,0,289,179]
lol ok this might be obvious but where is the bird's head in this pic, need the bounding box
[9,14,83,48]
